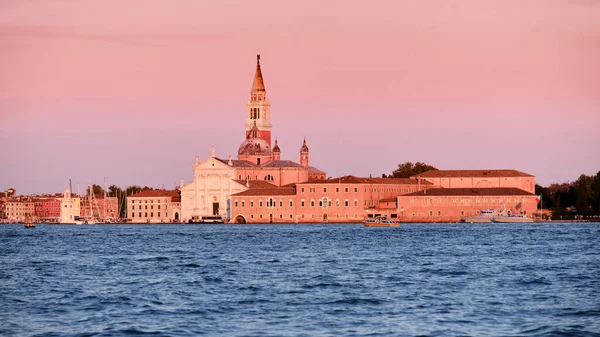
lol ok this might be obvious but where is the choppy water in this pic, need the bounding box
[1,223,599,336]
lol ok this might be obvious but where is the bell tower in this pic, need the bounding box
[300,138,309,168]
[245,54,272,147]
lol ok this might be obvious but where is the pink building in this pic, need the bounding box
[381,188,538,223]
[230,175,432,223]
[34,197,61,220]
[230,172,537,224]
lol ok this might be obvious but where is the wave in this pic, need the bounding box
[301,282,343,289]
[137,256,169,262]
[324,298,386,305]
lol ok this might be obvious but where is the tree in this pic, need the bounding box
[574,174,593,216]
[390,162,438,178]
[108,184,121,197]
[91,184,104,196]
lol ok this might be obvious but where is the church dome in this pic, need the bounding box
[238,122,271,157]
[238,137,271,157]
[272,139,280,153]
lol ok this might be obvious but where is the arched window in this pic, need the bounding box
[265,174,274,181]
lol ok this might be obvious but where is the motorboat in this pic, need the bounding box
[364,216,400,227]
[492,214,534,223]
[463,209,504,223]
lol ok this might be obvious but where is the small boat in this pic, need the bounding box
[492,214,534,223]
[24,214,35,228]
[364,216,400,227]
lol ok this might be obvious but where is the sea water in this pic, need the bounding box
[1,223,599,336]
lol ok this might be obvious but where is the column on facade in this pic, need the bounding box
[194,174,199,216]
[220,174,224,216]
[203,174,208,213]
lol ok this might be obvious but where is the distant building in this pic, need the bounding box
[34,197,61,221]
[178,55,538,224]
[59,189,81,224]
[180,55,325,223]
[127,190,181,223]
[3,188,16,198]
[229,175,432,224]
[3,199,35,222]
[375,187,537,222]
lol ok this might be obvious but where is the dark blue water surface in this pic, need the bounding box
[1,223,599,336]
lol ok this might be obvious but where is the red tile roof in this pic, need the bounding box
[128,190,179,198]
[232,180,278,189]
[403,188,534,197]
[412,169,534,178]
[299,175,432,185]
[232,187,296,196]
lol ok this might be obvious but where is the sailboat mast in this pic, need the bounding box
[103,177,107,220]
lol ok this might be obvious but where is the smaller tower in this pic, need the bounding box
[300,138,309,168]
[272,139,281,161]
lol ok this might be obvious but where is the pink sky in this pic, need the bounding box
[1,0,599,194]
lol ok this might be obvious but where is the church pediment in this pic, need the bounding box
[194,157,236,172]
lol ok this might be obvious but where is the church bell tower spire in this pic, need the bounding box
[245,54,272,147]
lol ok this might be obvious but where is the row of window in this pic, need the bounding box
[412,198,528,205]
[300,187,358,193]
[233,199,360,209]
[246,213,359,220]
[132,205,163,210]
[235,199,293,208]
[417,210,529,216]
[131,212,164,218]
[130,199,167,204]
[300,199,358,208]
[298,187,418,194]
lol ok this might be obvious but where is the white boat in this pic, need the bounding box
[364,216,401,227]
[463,209,504,223]
[492,214,534,223]
[24,214,35,228]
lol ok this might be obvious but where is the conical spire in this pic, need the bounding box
[273,138,280,152]
[251,54,266,92]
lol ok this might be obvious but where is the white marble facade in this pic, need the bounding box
[180,154,248,222]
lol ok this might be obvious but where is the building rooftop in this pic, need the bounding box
[308,166,326,174]
[232,180,279,189]
[215,158,258,168]
[232,187,296,196]
[260,160,304,168]
[412,169,534,178]
[403,187,534,197]
[128,190,179,198]
[300,175,432,185]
